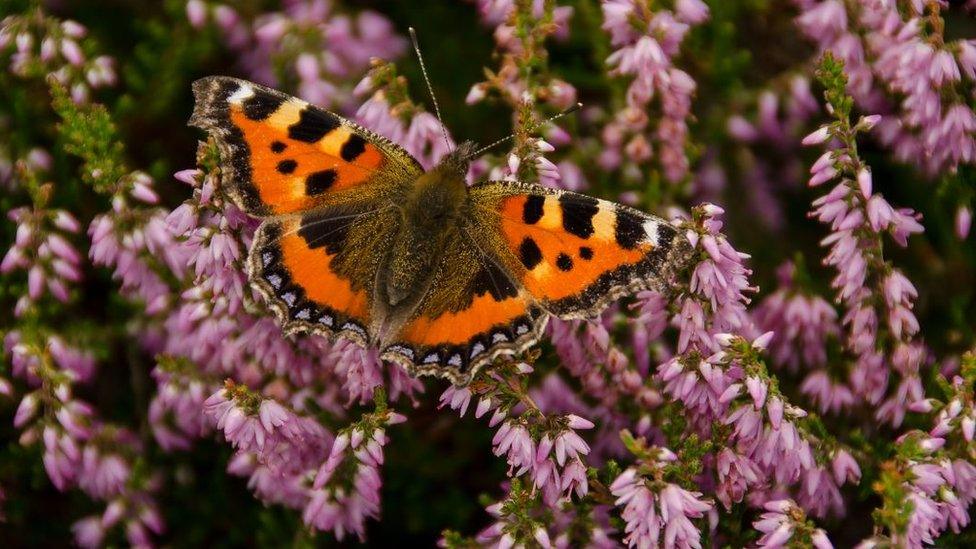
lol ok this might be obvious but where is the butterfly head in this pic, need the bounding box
[432,140,477,177]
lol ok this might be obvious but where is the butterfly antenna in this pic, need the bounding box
[408,27,453,153]
[465,102,583,160]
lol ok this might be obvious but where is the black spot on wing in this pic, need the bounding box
[655,221,678,248]
[340,134,367,161]
[556,253,573,271]
[306,169,337,195]
[579,246,593,260]
[615,209,646,249]
[298,212,351,255]
[277,159,297,174]
[559,194,599,239]
[522,195,545,224]
[270,141,287,153]
[241,91,284,121]
[519,237,543,270]
[471,261,518,301]
[288,107,341,143]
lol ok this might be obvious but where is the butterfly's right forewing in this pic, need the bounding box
[190,76,423,217]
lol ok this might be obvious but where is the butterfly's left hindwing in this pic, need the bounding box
[248,204,401,344]
[190,76,422,217]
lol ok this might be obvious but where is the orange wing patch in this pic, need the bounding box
[382,295,547,383]
[190,77,415,217]
[227,99,384,215]
[381,247,550,385]
[247,216,370,343]
[490,187,690,318]
[500,194,649,301]
[400,294,533,346]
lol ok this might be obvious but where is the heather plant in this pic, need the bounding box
[1,1,975,547]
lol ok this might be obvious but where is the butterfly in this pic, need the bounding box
[189,76,691,385]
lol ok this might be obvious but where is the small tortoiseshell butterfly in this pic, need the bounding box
[189,76,691,385]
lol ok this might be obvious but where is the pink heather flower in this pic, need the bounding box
[753,499,833,548]
[716,448,762,509]
[800,371,856,415]
[78,447,130,500]
[611,465,712,549]
[754,263,840,371]
[305,416,398,541]
[438,384,473,417]
[493,420,536,475]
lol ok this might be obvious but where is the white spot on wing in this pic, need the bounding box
[319,315,334,326]
[266,274,282,289]
[262,252,273,267]
[470,342,486,358]
[227,84,255,104]
[282,292,296,306]
[448,354,462,367]
[342,322,366,337]
[516,324,529,335]
[388,346,414,359]
[423,353,439,364]
[492,332,508,343]
[296,308,311,320]
[643,219,660,245]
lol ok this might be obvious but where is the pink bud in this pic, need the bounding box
[465,84,486,105]
[811,529,833,549]
[54,211,81,232]
[507,154,521,174]
[60,39,84,66]
[767,397,783,429]
[802,126,830,146]
[714,333,736,347]
[909,399,936,413]
[14,393,38,427]
[350,428,364,448]
[962,417,975,442]
[566,414,594,430]
[174,169,200,186]
[956,206,972,239]
[475,398,492,418]
[752,331,774,351]
[920,437,945,453]
[857,168,872,198]
[28,265,44,299]
[61,21,87,38]
[857,114,881,131]
[186,0,207,28]
[745,376,767,409]
[131,182,159,204]
[295,53,319,81]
